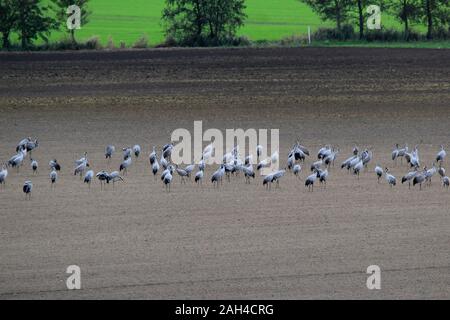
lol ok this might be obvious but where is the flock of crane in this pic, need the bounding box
[0,137,448,199]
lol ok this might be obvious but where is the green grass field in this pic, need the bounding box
[7,0,444,48]
[38,0,428,46]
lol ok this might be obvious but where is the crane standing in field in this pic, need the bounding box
[74,159,89,179]
[401,170,418,189]
[8,148,25,171]
[175,165,189,184]
[194,169,204,185]
[438,165,445,179]
[105,145,115,162]
[163,170,173,192]
[317,168,328,187]
[84,170,94,188]
[23,181,33,200]
[443,176,449,189]
[384,168,397,187]
[293,164,301,178]
[16,137,39,157]
[96,171,109,190]
[109,171,124,189]
[31,159,38,174]
[305,172,317,191]
[0,164,8,188]
[120,156,132,175]
[211,165,225,188]
[243,164,255,183]
[375,165,383,183]
[412,170,426,190]
[149,147,157,165]
[50,169,58,189]
[4,138,450,197]
[133,145,141,159]
[49,159,61,171]
[152,159,160,179]
[436,145,446,163]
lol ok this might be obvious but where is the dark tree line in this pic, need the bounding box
[0,0,90,49]
[301,0,449,40]
[1,0,447,49]
[162,0,247,46]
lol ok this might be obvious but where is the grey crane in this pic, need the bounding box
[271,169,286,188]
[361,149,373,169]
[122,147,132,160]
[324,148,338,167]
[198,159,206,171]
[257,158,271,171]
[353,159,364,179]
[152,159,160,179]
[50,169,58,189]
[211,164,225,188]
[175,165,188,184]
[243,164,255,183]
[412,170,426,190]
[194,169,204,185]
[119,156,132,175]
[96,170,110,190]
[305,172,317,191]
[133,145,141,158]
[149,146,157,165]
[108,171,124,189]
[74,160,89,178]
[317,145,331,159]
[436,145,446,163]
[311,159,323,172]
[256,145,263,160]
[31,159,38,174]
[317,168,329,187]
[384,168,397,187]
[0,164,8,188]
[375,165,383,183]
[293,164,301,178]
[438,165,445,179]
[184,164,195,178]
[8,149,25,171]
[402,170,418,189]
[262,172,276,189]
[162,143,173,159]
[75,152,89,166]
[424,165,437,186]
[49,159,61,171]
[105,145,115,160]
[84,170,94,188]
[442,176,449,189]
[17,137,38,156]
[23,180,33,200]
[163,170,173,192]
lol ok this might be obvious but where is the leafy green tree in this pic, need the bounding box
[356,0,366,39]
[52,0,91,44]
[387,0,422,39]
[419,0,449,39]
[0,0,17,48]
[204,0,246,43]
[300,0,354,31]
[162,0,246,46]
[15,0,56,49]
